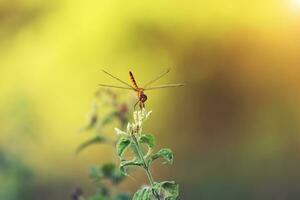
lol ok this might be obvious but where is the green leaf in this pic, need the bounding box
[113,193,131,200]
[99,187,109,197]
[148,148,174,166]
[139,134,155,158]
[76,136,106,154]
[139,134,155,148]
[88,194,106,200]
[119,159,143,175]
[111,168,126,184]
[102,163,126,184]
[132,186,154,200]
[133,181,179,200]
[89,164,126,185]
[116,137,131,157]
[101,163,116,178]
[159,181,179,200]
[89,166,103,183]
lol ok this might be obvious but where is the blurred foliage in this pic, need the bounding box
[77,89,135,153]
[0,151,32,200]
[0,96,35,200]
[76,89,134,200]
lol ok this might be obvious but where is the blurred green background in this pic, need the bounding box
[1,0,300,199]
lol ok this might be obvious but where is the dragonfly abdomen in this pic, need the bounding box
[129,71,139,89]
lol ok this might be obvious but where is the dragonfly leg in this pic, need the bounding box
[134,100,140,110]
[139,101,145,109]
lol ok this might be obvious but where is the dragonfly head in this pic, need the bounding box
[139,92,148,103]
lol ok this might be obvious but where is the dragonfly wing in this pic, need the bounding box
[98,84,133,90]
[102,70,135,89]
[143,68,170,88]
[144,83,184,90]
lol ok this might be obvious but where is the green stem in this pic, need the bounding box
[132,135,160,200]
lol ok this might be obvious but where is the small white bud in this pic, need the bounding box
[114,128,127,135]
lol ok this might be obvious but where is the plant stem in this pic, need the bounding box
[132,135,160,200]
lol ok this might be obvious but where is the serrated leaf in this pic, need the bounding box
[132,186,154,200]
[139,134,155,148]
[159,181,179,200]
[116,137,131,157]
[133,181,179,200]
[76,136,106,154]
[119,159,143,175]
[139,134,155,158]
[148,148,174,166]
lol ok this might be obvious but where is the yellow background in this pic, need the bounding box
[1,0,300,199]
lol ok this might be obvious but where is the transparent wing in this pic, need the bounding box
[145,83,184,91]
[143,68,170,88]
[102,70,135,89]
[98,84,133,90]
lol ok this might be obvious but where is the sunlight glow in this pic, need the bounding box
[290,0,300,10]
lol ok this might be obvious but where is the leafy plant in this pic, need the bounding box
[74,89,134,200]
[76,89,180,200]
[115,109,179,200]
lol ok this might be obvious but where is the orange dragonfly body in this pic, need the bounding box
[99,69,184,109]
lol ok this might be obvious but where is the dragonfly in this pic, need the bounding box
[99,69,184,109]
